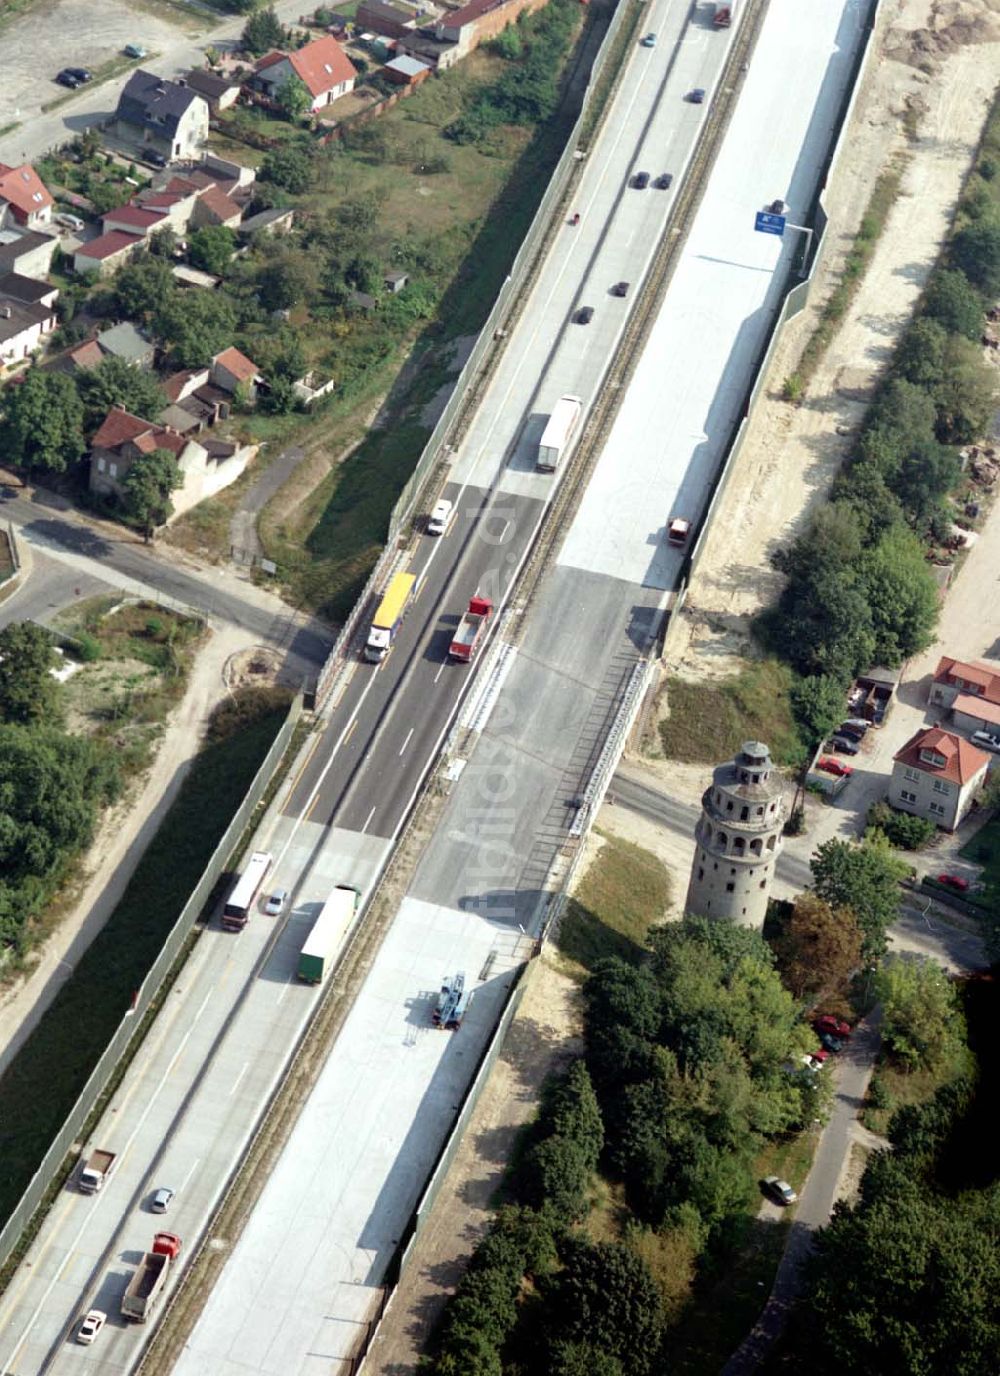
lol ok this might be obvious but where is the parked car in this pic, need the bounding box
[151,1186,174,1214]
[814,1015,850,1039]
[55,70,81,88]
[800,1054,824,1073]
[640,32,657,46]
[56,213,85,232]
[810,1047,830,1063]
[937,873,970,893]
[427,498,453,535]
[820,1032,846,1053]
[972,730,1000,753]
[124,43,148,58]
[575,306,594,324]
[633,171,650,189]
[836,720,868,741]
[829,735,859,756]
[687,88,706,103]
[264,888,288,916]
[77,1310,106,1345]
[654,172,673,189]
[611,281,629,297]
[762,1176,797,1206]
[146,150,168,168]
[65,67,93,83]
[817,756,852,778]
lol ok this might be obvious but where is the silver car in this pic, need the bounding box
[151,1186,174,1213]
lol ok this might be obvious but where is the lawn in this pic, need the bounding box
[959,812,1000,886]
[657,661,806,767]
[0,695,290,1228]
[557,831,672,974]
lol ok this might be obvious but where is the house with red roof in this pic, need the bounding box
[210,346,261,401]
[72,230,143,279]
[101,205,168,239]
[251,36,356,112]
[0,162,54,230]
[929,656,1000,710]
[890,726,990,832]
[89,404,257,522]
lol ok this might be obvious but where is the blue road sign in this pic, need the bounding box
[755,210,786,236]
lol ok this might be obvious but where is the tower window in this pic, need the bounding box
[740,806,749,821]
[760,880,766,888]
[730,868,736,875]
[726,882,735,892]
[698,868,704,881]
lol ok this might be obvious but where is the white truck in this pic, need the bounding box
[78,1148,117,1194]
[536,395,582,472]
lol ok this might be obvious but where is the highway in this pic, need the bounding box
[0,0,871,1371]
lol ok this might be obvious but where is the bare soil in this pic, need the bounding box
[669,0,1000,684]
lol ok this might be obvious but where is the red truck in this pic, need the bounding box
[449,595,493,662]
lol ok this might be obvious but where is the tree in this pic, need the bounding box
[922,267,984,340]
[520,1135,591,1221]
[0,368,85,475]
[896,317,949,388]
[547,1060,604,1170]
[187,225,236,276]
[773,892,862,1002]
[241,3,285,56]
[810,837,907,962]
[256,253,313,311]
[545,1240,665,1375]
[866,802,936,851]
[149,225,179,259]
[154,289,237,368]
[277,73,311,120]
[790,672,849,745]
[121,447,182,541]
[0,623,61,726]
[858,526,938,664]
[933,333,995,443]
[77,355,165,431]
[875,958,968,1073]
[951,218,1000,296]
[887,437,960,526]
[112,255,177,320]
[859,378,937,481]
[260,141,314,194]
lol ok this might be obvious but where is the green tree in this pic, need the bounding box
[260,141,314,194]
[277,73,311,120]
[790,672,849,745]
[810,837,907,962]
[112,255,177,320]
[149,225,179,258]
[77,355,165,431]
[0,368,85,475]
[875,959,968,1073]
[154,289,237,368]
[858,525,938,664]
[896,317,949,388]
[866,802,936,851]
[241,3,285,56]
[121,447,182,541]
[545,1240,664,1375]
[922,267,984,340]
[187,225,236,276]
[933,333,995,443]
[0,623,61,726]
[520,1135,591,1221]
[859,379,938,481]
[887,437,961,527]
[256,254,312,311]
[951,218,1000,296]
[773,891,863,1003]
[548,1060,604,1169]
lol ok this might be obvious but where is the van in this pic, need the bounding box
[57,213,85,232]
[427,498,453,536]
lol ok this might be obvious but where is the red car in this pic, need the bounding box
[814,1016,850,1040]
[937,873,969,892]
[817,757,853,778]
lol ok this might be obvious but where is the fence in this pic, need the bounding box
[0,694,303,1275]
[313,0,635,709]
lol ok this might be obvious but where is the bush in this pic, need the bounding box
[75,631,102,663]
[866,801,936,851]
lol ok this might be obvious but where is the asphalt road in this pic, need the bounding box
[2,485,332,666]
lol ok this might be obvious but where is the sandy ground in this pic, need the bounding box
[0,622,260,1076]
[365,949,582,1376]
[670,0,1000,681]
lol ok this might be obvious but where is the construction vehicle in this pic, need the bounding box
[121,1233,181,1322]
[432,973,469,1030]
[449,595,492,662]
[78,1148,117,1194]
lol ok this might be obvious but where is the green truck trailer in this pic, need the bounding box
[297,885,360,984]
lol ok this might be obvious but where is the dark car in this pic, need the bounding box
[820,1033,846,1053]
[687,88,706,104]
[611,281,629,297]
[829,735,859,756]
[575,306,594,325]
[55,70,81,88]
[65,67,93,82]
[633,171,650,189]
[654,172,673,189]
[146,150,168,168]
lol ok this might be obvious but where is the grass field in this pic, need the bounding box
[658,661,806,767]
[0,697,288,1227]
[557,831,672,973]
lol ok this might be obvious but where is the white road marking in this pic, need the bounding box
[362,806,377,834]
[228,1062,250,1099]
[398,728,415,756]
[179,1158,201,1193]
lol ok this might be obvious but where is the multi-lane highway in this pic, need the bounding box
[0,0,871,1371]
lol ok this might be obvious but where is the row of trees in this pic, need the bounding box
[0,624,120,949]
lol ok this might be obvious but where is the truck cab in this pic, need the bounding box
[667,518,691,547]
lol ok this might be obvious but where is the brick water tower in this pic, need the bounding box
[685,740,785,929]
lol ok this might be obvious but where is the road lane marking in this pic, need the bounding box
[434,662,447,683]
[179,1158,201,1193]
[276,974,296,1006]
[228,1062,250,1099]
[362,806,376,834]
[398,728,414,757]
[343,717,359,746]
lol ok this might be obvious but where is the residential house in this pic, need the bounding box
[0,227,58,279]
[0,279,58,370]
[251,36,356,112]
[929,656,1000,711]
[890,726,990,832]
[73,230,143,279]
[238,207,295,239]
[182,68,242,112]
[356,0,413,39]
[0,162,54,230]
[101,205,168,239]
[190,185,243,231]
[383,55,431,87]
[158,367,231,433]
[89,404,256,520]
[95,321,156,369]
[210,346,261,401]
[114,70,210,163]
[435,0,546,56]
[394,29,459,71]
[66,338,108,372]
[0,272,58,310]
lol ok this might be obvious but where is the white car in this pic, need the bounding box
[151,1185,174,1213]
[77,1310,106,1345]
[427,499,453,536]
[56,213,85,232]
[264,888,287,916]
[972,730,1000,754]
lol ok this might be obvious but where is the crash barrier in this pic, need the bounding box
[314,0,636,708]
[0,694,303,1276]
